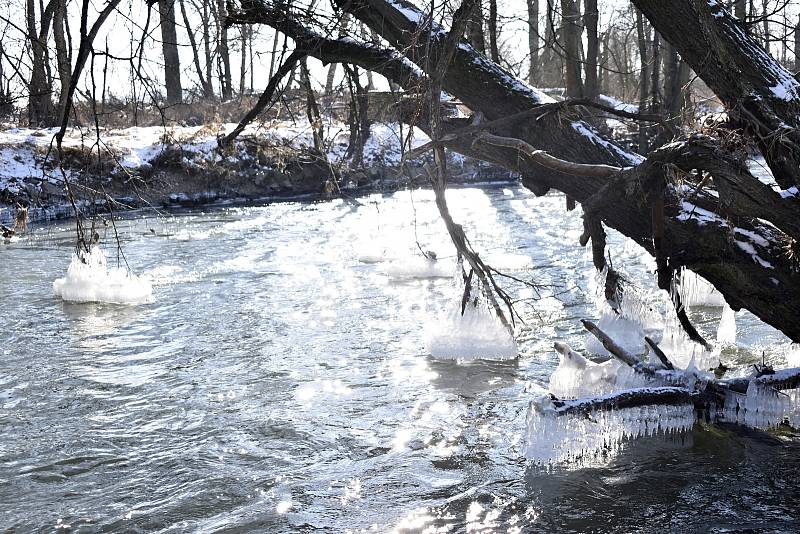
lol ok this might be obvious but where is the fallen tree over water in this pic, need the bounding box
[230,0,800,342]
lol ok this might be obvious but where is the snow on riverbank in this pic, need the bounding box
[0,120,436,224]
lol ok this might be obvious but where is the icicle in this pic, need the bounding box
[722,381,797,429]
[678,270,726,307]
[524,396,695,466]
[716,304,737,346]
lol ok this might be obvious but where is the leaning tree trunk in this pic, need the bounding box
[232,0,800,342]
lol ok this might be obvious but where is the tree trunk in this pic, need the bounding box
[217,0,232,99]
[158,0,183,105]
[325,14,349,95]
[53,0,70,119]
[635,8,650,152]
[560,0,583,98]
[488,0,499,63]
[466,0,485,54]
[299,58,323,153]
[179,0,212,98]
[734,0,746,20]
[795,14,800,73]
[239,25,248,95]
[584,0,599,100]
[26,0,56,126]
[200,0,214,98]
[526,0,539,85]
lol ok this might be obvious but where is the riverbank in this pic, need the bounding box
[0,120,517,225]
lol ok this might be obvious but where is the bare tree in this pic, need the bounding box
[584,0,599,99]
[158,0,182,104]
[488,0,499,63]
[26,0,56,125]
[561,0,583,98]
[526,0,538,85]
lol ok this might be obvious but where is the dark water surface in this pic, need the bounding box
[1,185,798,533]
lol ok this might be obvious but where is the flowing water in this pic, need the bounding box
[2,185,800,533]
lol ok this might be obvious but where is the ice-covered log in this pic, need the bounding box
[549,386,698,416]
[722,367,800,394]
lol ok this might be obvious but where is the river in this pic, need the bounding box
[2,184,799,532]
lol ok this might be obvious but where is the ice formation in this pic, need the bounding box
[678,270,726,307]
[426,301,518,360]
[585,270,664,358]
[426,270,517,360]
[716,304,737,346]
[722,383,791,429]
[53,247,154,305]
[383,256,452,280]
[524,392,695,465]
[548,342,647,399]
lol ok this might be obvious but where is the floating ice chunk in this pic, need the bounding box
[53,247,154,305]
[716,304,737,346]
[678,270,725,307]
[426,302,517,360]
[383,256,452,280]
[524,396,695,465]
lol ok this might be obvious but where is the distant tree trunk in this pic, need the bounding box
[268,28,280,80]
[53,0,70,119]
[734,0,746,19]
[299,58,323,152]
[526,0,539,85]
[26,0,56,126]
[584,0,599,99]
[361,24,375,90]
[662,41,680,124]
[217,0,232,99]
[599,30,610,94]
[488,0,500,62]
[635,8,650,151]
[158,0,183,104]
[761,0,769,51]
[561,0,583,98]
[239,25,248,95]
[796,15,800,73]
[199,0,214,98]
[325,14,350,95]
[179,0,212,98]
[649,31,662,113]
[466,0,485,54]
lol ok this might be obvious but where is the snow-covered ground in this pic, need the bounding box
[0,120,439,224]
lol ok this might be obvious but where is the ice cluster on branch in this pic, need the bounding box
[53,247,154,305]
[524,392,695,465]
[426,269,517,360]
